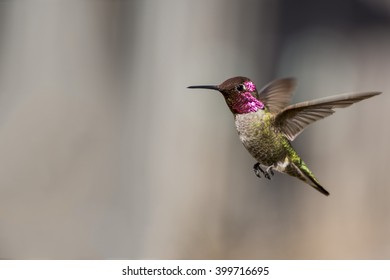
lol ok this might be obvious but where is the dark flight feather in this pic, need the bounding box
[258,78,296,114]
[275,91,381,141]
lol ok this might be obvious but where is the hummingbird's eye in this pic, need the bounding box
[236,84,246,92]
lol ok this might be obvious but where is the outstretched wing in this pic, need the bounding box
[257,78,296,114]
[275,91,381,141]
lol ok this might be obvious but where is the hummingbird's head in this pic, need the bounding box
[188,76,265,114]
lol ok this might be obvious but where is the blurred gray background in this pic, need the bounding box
[0,0,389,259]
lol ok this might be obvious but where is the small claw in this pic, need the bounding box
[264,172,271,180]
[253,163,262,178]
[266,166,274,177]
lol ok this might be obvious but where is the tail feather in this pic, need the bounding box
[287,161,330,196]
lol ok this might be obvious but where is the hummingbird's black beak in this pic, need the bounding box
[187,85,219,91]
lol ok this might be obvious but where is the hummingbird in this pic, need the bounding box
[188,77,381,196]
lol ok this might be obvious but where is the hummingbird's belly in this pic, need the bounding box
[235,112,288,166]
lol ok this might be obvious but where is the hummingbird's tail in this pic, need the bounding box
[286,159,330,196]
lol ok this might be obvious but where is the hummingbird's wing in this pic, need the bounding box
[275,91,381,141]
[257,78,296,114]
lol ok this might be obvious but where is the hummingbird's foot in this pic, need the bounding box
[253,163,272,179]
[263,166,274,180]
[253,163,265,178]
[266,166,274,177]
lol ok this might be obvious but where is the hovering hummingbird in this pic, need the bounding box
[188,77,381,196]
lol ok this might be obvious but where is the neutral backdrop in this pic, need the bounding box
[0,0,389,259]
